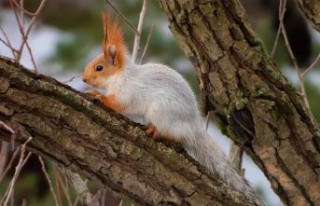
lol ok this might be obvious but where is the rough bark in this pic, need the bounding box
[297,0,320,32]
[159,0,320,205]
[0,56,259,206]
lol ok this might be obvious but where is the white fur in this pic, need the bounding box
[103,57,263,205]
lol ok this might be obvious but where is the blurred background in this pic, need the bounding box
[0,0,319,205]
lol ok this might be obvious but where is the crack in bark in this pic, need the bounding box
[274,150,313,205]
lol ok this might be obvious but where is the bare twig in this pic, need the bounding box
[138,24,155,64]
[278,0,310,110]
[11,0,45,16]
[205,111,211,131]
[279,0,299,69]
[271,1,287,57]
[63,75,81,84]
[38,156,60,206]
[0,121,15,134]
[1,137,32,206]
[0,26,17,58]
[229,144,243,174]
[0,142,10,176]
[302,53,320,77]
[271,25,281,57]
[54,165,73,206]
[0,121,16,149]
[132,0,148,63]
[104,0,138,35]
[21,198,28,206]
[24,40,39,72]
[8,0,47,72]
[0,147,20,183]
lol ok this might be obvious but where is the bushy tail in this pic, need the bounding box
[182,129,264,205]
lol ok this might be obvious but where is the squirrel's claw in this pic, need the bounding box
[85,90,101,103]
[145,124,162,139]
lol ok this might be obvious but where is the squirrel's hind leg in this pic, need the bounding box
[145,124,175,142]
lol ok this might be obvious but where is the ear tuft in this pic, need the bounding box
[102,12,126,69]
[108,45,117,65]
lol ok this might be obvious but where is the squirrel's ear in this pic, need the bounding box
[102,12,125,68]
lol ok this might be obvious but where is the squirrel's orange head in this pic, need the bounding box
[82,12,126,88]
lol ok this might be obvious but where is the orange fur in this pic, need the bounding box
[145,123,175,141]
[86,90,124,113]
[82,13,127,117]
[82,54,121,88]
[99,94,125,113]
[102,12,126,70]
[82,13,126,88]
[145,124,159,136]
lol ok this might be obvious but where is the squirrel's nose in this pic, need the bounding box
[82,78,87,83]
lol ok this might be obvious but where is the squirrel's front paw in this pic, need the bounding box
[85,90,101,103]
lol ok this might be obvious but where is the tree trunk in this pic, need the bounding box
[297,0,320,32]
[159,0,320,205]
[0,56,259,205]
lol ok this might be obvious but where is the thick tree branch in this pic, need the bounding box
[159,0,320,205]
[0,56,259,206]
[297,0,320,32]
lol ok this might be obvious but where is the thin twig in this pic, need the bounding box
[9,0,25,62]
[0,142,10,176]
[205,111,211,131]
[24,38,39,72]
[1,137,32,206]
[0,147,20,183]
[53,165,63,206]
[38,156,60,206]
[132,0,148,63]
[0,121,15,134]
[63,75,81,84]
[270,22,281,57]
[104,0,138,35]
[0,121,16,149]
[139,24,155,64]
[54,165,73,206]
[272,0,287,57]
[19,0,25,30]
[11,0,44,16]
[9,0,47,72]
[228,144,243,173]
[302,53,320,77]
[279,0,298,69]
[0,26,17,58]
[278,0,310,110]
[21,198,28,206]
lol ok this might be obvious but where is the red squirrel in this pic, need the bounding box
[82,13,263,205]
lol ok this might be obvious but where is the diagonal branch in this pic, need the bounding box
[0,56,258,206]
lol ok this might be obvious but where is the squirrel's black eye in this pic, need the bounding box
[95,65,103,72]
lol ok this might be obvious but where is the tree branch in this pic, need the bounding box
[0,56,258,205]
[159,0,320,205]
[297,0,320,32]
